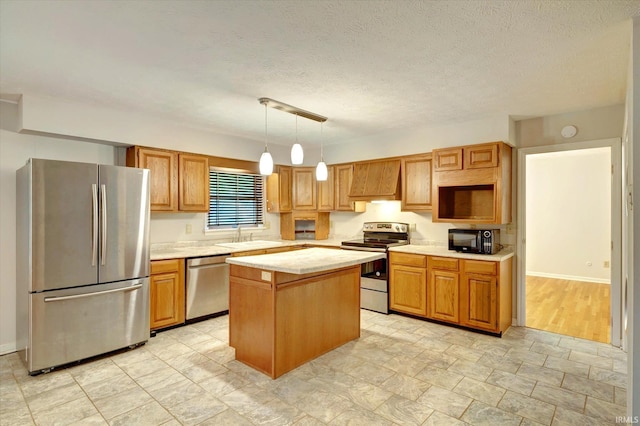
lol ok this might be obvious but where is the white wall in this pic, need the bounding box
[525,148,611,283]
[0,101,117,354]
[148,211,281,244]
[324,113,511,164]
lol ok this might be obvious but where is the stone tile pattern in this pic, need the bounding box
[0,312,627,425]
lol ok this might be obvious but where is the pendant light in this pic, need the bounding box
[291,114,304,165]
[316,122,328,181]
[259,102,274,175]
[257,97,327,174]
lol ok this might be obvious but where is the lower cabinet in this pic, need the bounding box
[150,259,185,330]
[390,251,512,335]
[389,252,427,316]
[427,257,460,323]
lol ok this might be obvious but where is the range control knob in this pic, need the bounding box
[483,230,492,238]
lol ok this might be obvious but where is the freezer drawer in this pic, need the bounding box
[25,279,149,374]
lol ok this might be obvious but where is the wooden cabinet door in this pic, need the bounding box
[317,166,335,211]
[292,167,317,210]
[350,160,400,199]
[334,164,365,212]
[464,143,499,169]
[136,148,178,211]
[401,154,432,211]
[389,264,427,316]
[266,166,292,213]
[179,154,209,212]
[150,259,185,330]
[433,148,463,171]
[427,269,459,323]
[461,273,497,331]
[279,166,293,212]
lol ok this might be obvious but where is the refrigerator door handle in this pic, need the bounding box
[44,283,143,302]
[100,184,107,266]
[92,183,98,266]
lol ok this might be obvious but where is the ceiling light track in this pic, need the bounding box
[258,98,327,123]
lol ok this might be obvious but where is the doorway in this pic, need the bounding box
[517,139,622,347]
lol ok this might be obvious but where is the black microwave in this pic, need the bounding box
[448,229,500,254]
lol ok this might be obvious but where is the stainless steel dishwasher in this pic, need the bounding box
[186,255,229,321]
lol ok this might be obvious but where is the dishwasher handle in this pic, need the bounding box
[187,256,230,267]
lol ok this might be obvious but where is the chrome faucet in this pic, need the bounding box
[234,225,242,242]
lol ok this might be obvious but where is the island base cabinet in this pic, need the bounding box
[229,264,360,379]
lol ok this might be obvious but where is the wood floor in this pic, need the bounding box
[526,275,610,343]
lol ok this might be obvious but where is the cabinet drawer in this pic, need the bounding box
[464,260,497,275]
[390,252,427,267]
[151,259,182,274]
[428,256,459,271]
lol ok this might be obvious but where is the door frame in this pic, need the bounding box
[516,138,622,347]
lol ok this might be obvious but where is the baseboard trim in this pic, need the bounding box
[0,342,17,356]
[526,271,610,285]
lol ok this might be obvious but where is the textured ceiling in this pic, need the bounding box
[1,0,639,147]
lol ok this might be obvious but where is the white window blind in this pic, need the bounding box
[207,170,264,229]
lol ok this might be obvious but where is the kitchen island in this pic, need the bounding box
[226,247,385,379]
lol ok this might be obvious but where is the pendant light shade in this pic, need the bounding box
[259,149,274,175]
[291,143,304,164]
[316,160,328,181]
[258,101,273,176]
[290,114,304,164]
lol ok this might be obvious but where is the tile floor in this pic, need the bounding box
[0,310,628,425]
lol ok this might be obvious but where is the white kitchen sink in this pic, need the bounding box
[215,240,284,250]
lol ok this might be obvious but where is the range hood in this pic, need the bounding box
[348,159,401,201]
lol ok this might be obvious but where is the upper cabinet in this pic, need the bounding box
[401,154,432,212]
[266,166,293,213]
[178,153,210,212]
[334,164,366,212]
[317,166,335,212]
[292,167,317,210]
[129,147,178,211]
[127,146,210,213]
[432,142,512,224]
[349,159,401,201]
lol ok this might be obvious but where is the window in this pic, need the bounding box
[207,169,264,229]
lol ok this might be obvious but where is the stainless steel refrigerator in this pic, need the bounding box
[16,158,151,375]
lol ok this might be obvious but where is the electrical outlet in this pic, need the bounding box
[264,221,270,229]
[410,223,417,231]
[185,224,192,234]
[604,260,610,268]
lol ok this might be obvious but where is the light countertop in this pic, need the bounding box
[389,245,514,261]
[150,239,344,261]
[225,247,386,275]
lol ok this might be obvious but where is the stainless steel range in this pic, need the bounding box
[341,222,410,314]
